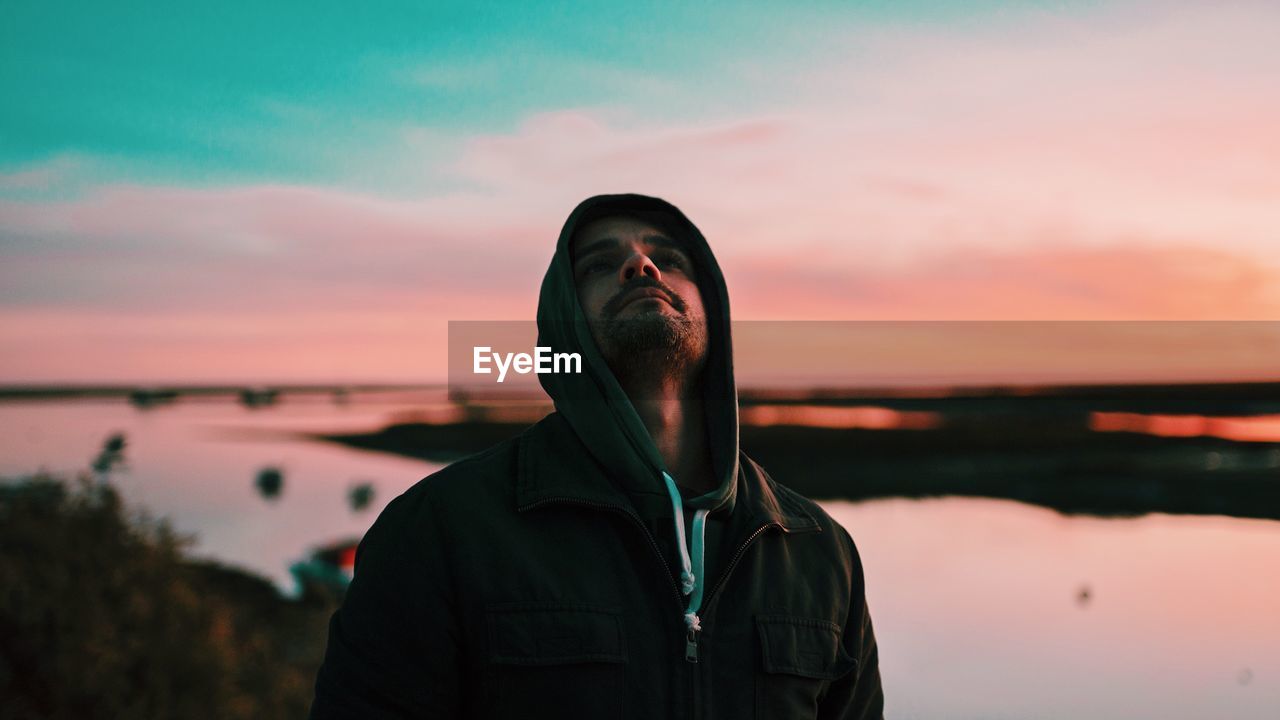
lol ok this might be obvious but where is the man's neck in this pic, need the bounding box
[616,369,716,495]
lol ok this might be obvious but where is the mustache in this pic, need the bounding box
[601,277,689,319]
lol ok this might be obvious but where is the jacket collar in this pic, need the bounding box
[516,413,819,533]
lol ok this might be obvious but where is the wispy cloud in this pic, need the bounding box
[1,183,552,313]
[0,156,87,194]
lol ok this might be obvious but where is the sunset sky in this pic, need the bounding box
[2,1,1278,384]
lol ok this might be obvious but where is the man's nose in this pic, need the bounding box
[619,251,660,284]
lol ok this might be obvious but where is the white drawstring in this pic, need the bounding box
[662,471,709,633]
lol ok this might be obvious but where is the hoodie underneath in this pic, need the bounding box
[535,194,746,622]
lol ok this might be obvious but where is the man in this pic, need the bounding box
[310,194,884,719]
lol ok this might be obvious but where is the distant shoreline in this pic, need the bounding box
[5,378,1280,413]
[0,382,443,401]
[312,382,1280,523]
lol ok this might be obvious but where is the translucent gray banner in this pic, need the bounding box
[448,320,1280,398]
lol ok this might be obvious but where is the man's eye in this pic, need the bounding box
[578,260,610,277]
[656,252,687,270]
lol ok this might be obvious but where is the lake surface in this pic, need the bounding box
[827,499,1279,719]
[0,394,446,591]
[2,395,1277,719]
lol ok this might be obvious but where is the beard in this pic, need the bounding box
[596,310,708,380]
[589,279,709,383]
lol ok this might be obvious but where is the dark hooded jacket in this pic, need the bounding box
[310,194,884,719]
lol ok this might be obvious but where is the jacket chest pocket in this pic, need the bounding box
[754,615,857,719]
[485,603,627,720]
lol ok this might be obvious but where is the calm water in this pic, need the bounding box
[0,395,445,591]
[2,396,1277,719]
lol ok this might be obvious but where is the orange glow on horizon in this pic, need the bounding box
[740,404,942,430]
[1090,411,1280,443]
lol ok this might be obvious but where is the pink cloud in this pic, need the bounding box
[1,184,556,315]
[0,301,513,384]
[727,243,1280,320]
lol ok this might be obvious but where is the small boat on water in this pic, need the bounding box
[290,537,359,600]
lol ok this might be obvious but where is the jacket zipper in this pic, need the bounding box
[685,521,786,668]
[702,521,785,613]
[690,520,783,720]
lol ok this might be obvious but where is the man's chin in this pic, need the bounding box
[595,314,706,373]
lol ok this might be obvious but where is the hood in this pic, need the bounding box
[536,194,739,517]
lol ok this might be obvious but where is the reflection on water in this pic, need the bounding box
[1091,411,1280,443]
[829,498,1280,720]
[384,401,945,430]
[2,397,1278,718]
[739,404,942,429]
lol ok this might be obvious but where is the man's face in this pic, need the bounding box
[570,215,708,376]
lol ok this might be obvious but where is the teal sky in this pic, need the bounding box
[2,0,1064,191]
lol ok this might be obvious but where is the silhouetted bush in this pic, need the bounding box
[0,474,334,720]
